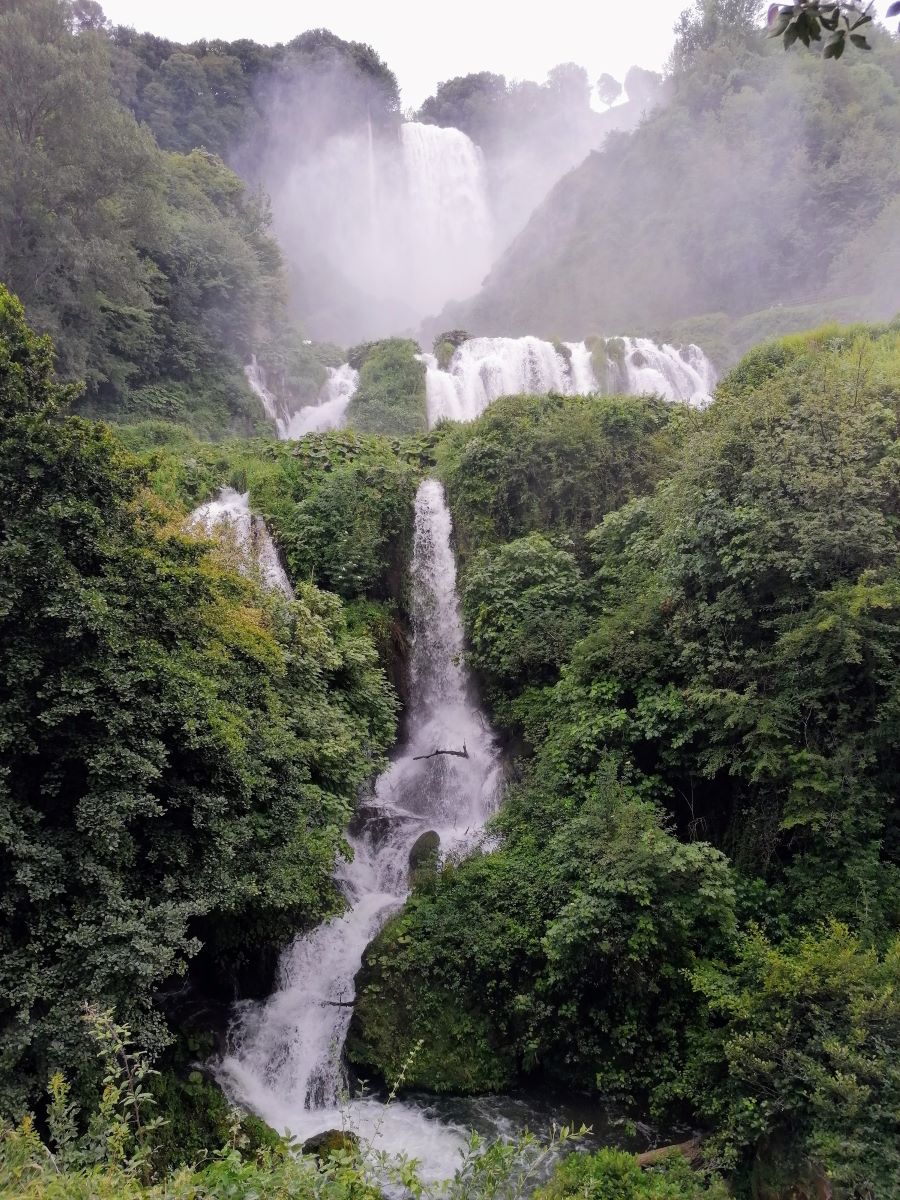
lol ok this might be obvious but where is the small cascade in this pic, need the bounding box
[244,356,284,427]
[190,488,293,597]
[420,336,574,424]
[421,336,716,423]
[280,364,360,439]
[216,479,501,1155]
[245,359,359,441]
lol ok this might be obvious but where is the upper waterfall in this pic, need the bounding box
[421,335,716,424]
[245,358,359,441]
[401,122,493,315]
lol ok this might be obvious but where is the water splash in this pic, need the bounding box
[216,480,500,1153]
[190,488,292,597]
[420,335,716,424]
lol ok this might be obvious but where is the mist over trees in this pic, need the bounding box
[444,6,900,349]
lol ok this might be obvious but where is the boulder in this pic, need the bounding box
[301,1128,359,1159]
[409,830,440,872]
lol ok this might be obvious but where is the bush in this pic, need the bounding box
[536,1148,728,1200]
[346,339,428,436]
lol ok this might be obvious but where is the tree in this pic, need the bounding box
[595,72,622,107]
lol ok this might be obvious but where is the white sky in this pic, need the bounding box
[97,0,692,109]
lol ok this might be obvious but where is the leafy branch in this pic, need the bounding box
[767,1,900,57]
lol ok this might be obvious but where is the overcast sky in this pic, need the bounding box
[97,0,692,109]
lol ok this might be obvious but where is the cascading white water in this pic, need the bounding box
[245,358,359,441]
[216,479,501,1168]
[613,337,717,405]
[280,363,360,439]
[401,122,493,315]
[190,487,293,597]
[421,335,716,424]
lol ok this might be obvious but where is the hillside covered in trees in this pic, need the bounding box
[2,1,900,1199]
[444,4,900,357]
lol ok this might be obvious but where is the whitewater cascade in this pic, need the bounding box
[420,336,716,425]
[400,122,493,316]
[217,479,501,1163]
[190,487,292,597]
[245,357,359,441]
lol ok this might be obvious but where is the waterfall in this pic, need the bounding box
[280,364,359,439]
[216,479,501,1157]
[613,337,717,405]
[190,487,292,597]
[245,358,359,441]
[401,122,493,314]
[421,336,716,424]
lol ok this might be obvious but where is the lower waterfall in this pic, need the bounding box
[190,488,293,597]
[216,479,503,1170]
[245,357,359,440]
[421,335,716,425]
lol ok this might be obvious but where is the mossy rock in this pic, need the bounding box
[630,349,648,368]
[301,1129,359,1159]
[346,912,516,1094]
[552,338,572,365]
[433,329,470,369]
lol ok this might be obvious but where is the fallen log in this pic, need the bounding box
[413,744,469,761]
[635,1137,702,1169]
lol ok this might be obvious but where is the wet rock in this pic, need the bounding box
[301,1128,359,1159]
[409,830,440,871]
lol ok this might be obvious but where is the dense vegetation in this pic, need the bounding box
[350,322,900,1196]
[446,6,900,346]
[0,0,319,435]
[345,339,428,438]
[0,287,402,1124]
[3,1,900,1198]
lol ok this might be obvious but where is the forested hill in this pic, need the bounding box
[444,10,900,355]
[0,3,389,437]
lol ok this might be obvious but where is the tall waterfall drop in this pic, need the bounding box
[216,479,501,1164]
[401,122,493,315]
[420,336,716,424]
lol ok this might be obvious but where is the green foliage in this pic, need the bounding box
[111,23,400,160]
[346,340,428,438]
[0,1,291,434]
[766,2,892,57]
[536,1147,728,1200]
[0,289,397,1112]
[433,330,471,371]
[688,923,900,1193]
[242,432,420,604]
[349,770,735,1105]
[462,534,588,697]
[437,393,685,562]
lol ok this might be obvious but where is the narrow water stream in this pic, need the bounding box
[215,479,505,1174]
